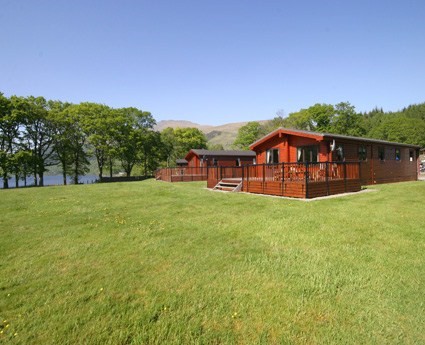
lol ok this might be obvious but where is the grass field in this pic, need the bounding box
[1,180,424,344]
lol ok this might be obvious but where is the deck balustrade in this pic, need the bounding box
[156,161,362,198]
[207,161,361,198]
[155,166,208,182]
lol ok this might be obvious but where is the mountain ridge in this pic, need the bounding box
[155,119,269,149]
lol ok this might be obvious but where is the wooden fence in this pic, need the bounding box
[155,167,208,182]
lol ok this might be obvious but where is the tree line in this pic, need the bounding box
[3,93,424,189]
[233,101,425,150]
[0,92,210,189]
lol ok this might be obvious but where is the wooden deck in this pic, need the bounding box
[207,162,362,199]
[156,162,362,198]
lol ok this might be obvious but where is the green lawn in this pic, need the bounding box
[1,180,424,344]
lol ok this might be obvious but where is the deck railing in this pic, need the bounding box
[155,166,208,182]
[209,162,360,182]
[156,162,361,198]
[208,161,361,198]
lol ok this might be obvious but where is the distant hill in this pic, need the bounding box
[155,120,214,133]
[155,120,269,149]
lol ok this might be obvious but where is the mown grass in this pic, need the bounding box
[0,180,424,344]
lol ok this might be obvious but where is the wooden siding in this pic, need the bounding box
[243,180,306,198]
[186,154,254,168]
[287,136,326,162]
[329,141,418,184]
[252,133,419,185]
[187,155,201,168]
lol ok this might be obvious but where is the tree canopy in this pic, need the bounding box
[254,102,425,148]
[233,122,265,150]
[160,127,208,166]
[0,92,165,188]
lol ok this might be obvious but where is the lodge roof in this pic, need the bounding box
[176,159,188,164]
[185,149,256,160]
[250,127,422,150]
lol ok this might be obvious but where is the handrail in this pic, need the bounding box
[206,161,361,192]
[157,162,361,193]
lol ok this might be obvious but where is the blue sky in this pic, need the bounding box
[1,0,424,125]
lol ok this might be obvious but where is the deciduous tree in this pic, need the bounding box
[233,122,265,150]
[330,102,365,137]
[78,103,115,179]
[173,127,208,158]
[12,96,56,186]
[0,93,19,188]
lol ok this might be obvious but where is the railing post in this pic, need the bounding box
[326,162,329,196]
[216,166,219,184]
[241,166,244,191]
[344,162,347,192]
[263,164,265,194]
[305,162,309,198]
[246,165,249,192]
[358,161,361,183]
[281,163,284,196]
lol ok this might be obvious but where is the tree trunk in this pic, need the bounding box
[96,154,103,180]
[3,173,9,189]
[73,153,79,185]
[98,163,103,180]
[39,172,44,187]
[15,173,19,188]
[33,170,38,187]
[109,157,113,178]
[62,160,67,185]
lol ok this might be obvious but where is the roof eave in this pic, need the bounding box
[249,128,324,150]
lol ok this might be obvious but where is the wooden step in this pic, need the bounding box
[213,180,243,192]
[215,186,236,192]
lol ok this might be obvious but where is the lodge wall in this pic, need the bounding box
[329,140,418,184]
[252,133,419,186]
[187,155,254,168]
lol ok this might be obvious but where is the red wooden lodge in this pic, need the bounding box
[156,128,421,199]
[156,149,256,182]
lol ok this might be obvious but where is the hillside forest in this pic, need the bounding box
[1,92,424,188]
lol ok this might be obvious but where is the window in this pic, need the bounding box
[336,145,344,161]
[358,145,367,161]
[213,158,217,166]
[409,150,414,162]
[395,148,401,161]
[378,147,385,161]
[266,149,279,164]
[235,158,241,167]
[297,145,318,163]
